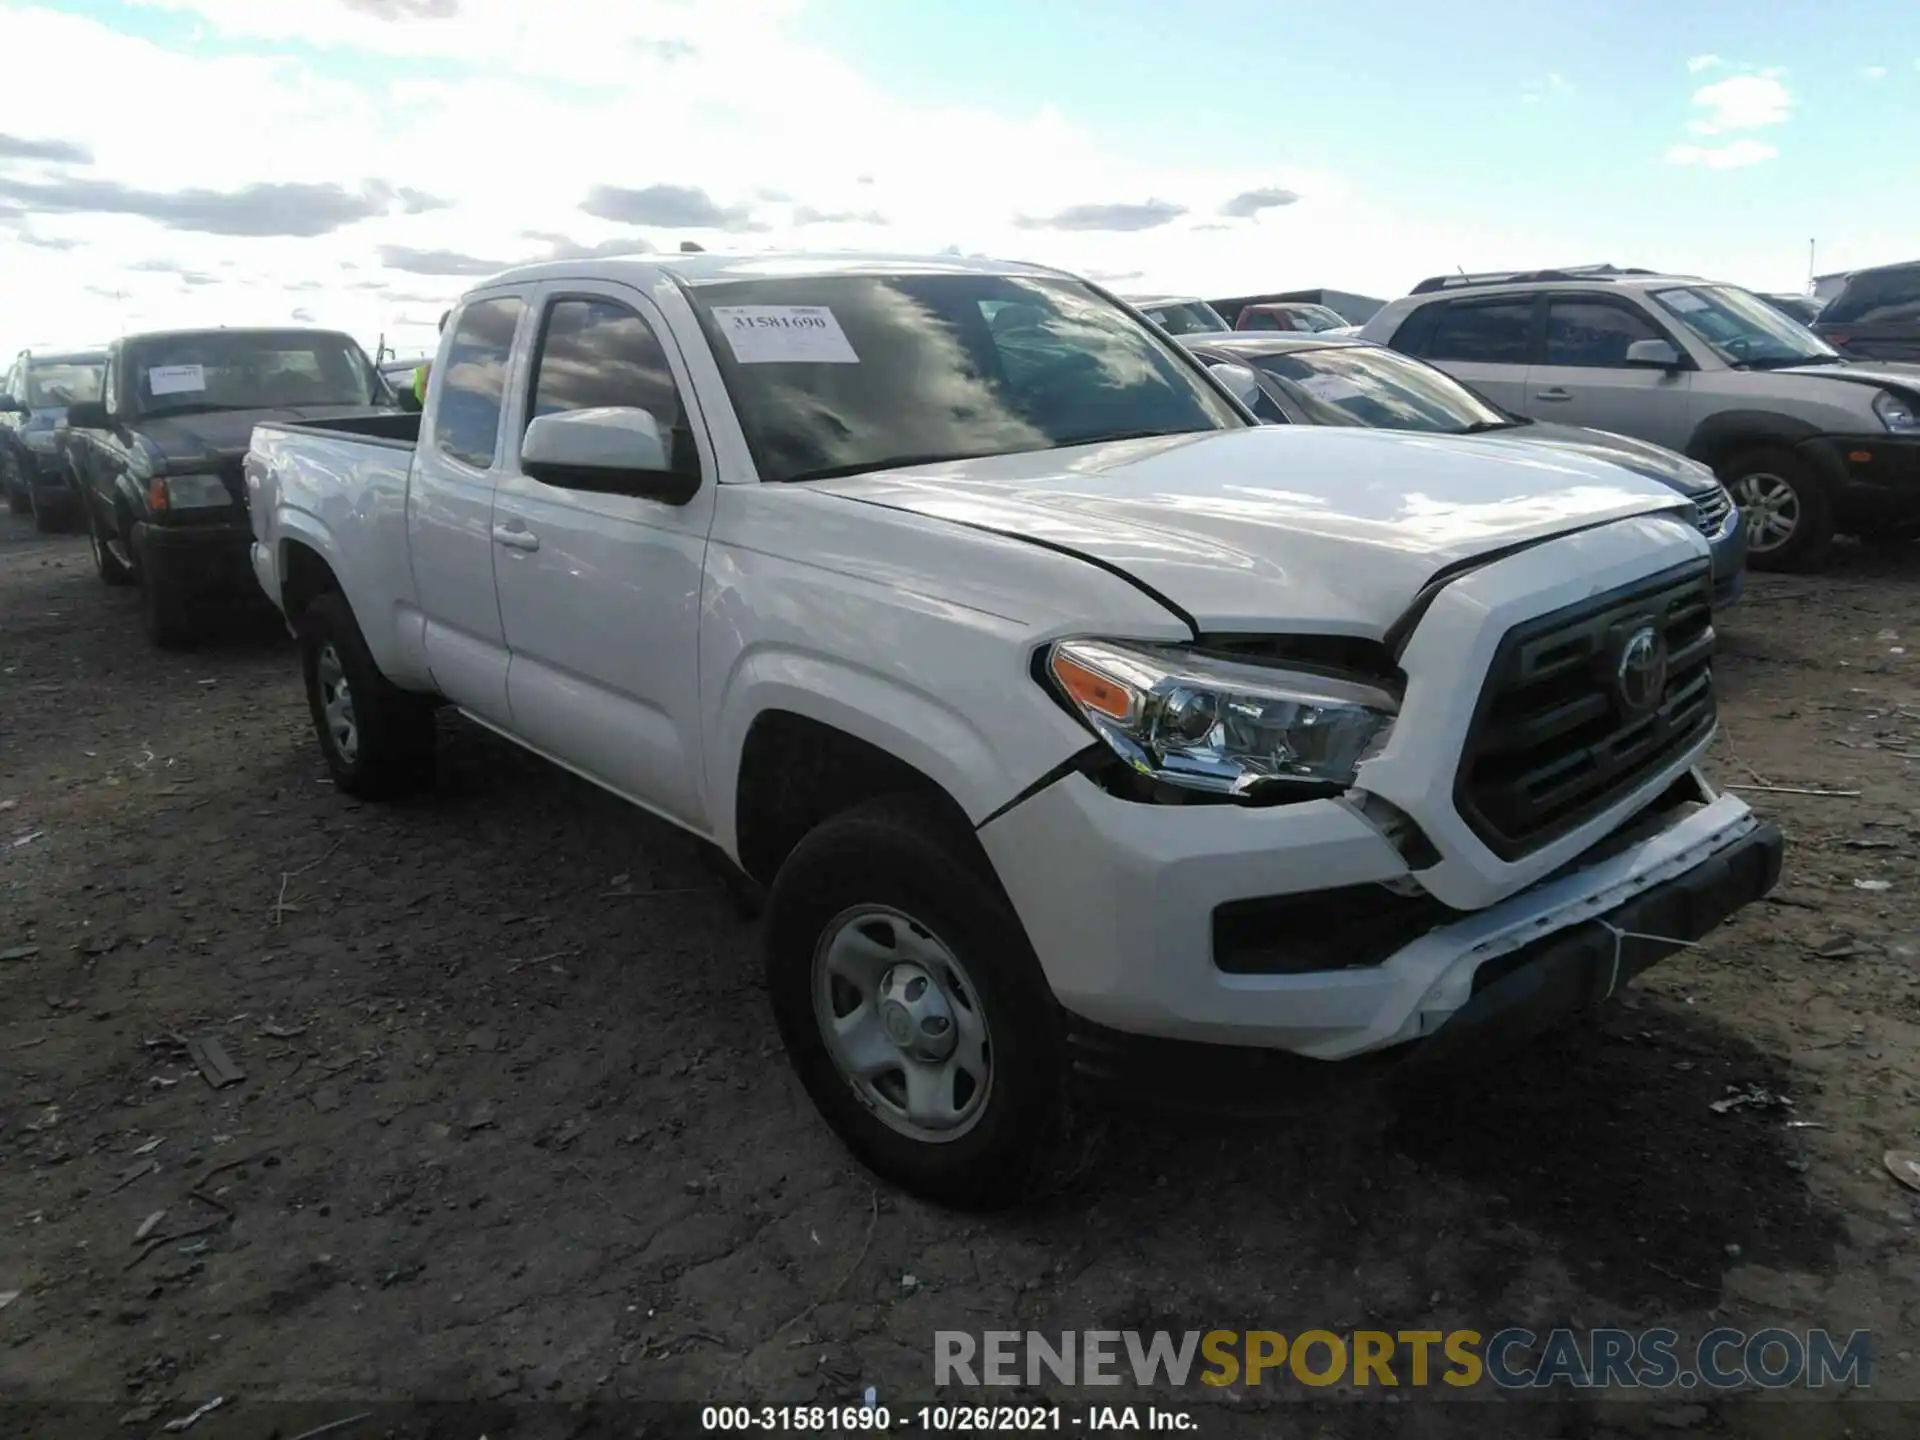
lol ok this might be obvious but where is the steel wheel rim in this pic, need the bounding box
[317,642,359,763]
[1732,472,1800,553]
[812,903,993,1143]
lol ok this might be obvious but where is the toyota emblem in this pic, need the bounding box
[1614,625,1668,716]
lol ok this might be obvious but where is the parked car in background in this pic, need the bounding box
[1231,301,1351,333]
[1,347,106,531]
[1123,294,1232,335]
[1360,268,1920,572]
[1814,260,1920,363]
[380,356,430,412]
[65,327,396,647]
[1758,293,1823,327]
[244,251,1778,1206]
[1184,332,1746,607]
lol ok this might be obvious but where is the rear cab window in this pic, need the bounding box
[435,297,526,469]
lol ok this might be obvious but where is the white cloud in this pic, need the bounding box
[1865,65,1888,80]
[1686,72,1794,134]
[1520,72,1574,104]
[1686,54,1723,73]
[1665,139,1780,169]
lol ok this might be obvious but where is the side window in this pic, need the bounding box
[436,296,524,470]
[1423,299,1535,364]
[1244,312,1281,332]
[1543,299,1662,367]
[526,297,686,448]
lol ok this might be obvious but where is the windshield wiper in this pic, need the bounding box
[1457,418,1529,434]
[784,450,1007,484]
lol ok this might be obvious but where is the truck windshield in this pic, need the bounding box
[686,274,1246,484]
[26,360,104,407]
[1649,285,1838,369]
[124,332,380,417]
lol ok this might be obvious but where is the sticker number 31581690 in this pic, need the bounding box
[710,306,860,365]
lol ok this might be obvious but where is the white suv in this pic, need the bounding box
[1360,266,1920,571]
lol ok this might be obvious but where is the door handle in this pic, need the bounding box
[1533,387,1573,402]
[492,525,540,552]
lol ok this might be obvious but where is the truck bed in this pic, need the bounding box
[264,410,421,448]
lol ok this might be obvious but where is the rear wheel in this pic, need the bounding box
[298,590,436,799]
[1722,448,1832,573]
[29,486,59,534]
[765,794,1066,1209]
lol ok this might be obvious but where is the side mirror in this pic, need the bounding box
[1207,362,1264,411]
[0,393,23,414]
[65,400,109,429]
[521,406,696,504]
[1625,338,1684,370]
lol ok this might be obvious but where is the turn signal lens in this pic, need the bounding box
[1049,649,1140,723]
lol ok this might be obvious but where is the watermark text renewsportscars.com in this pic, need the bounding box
[934,1328,1872,1391]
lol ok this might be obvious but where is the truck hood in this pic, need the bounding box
[141,403,393,466]
[811,425,1696,633]
[1475,421,1718,496]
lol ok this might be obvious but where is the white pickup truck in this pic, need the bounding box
[246,252,1782,1208]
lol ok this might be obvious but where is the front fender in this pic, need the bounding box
[1686,408,1821,467]
[706,648,1083,860]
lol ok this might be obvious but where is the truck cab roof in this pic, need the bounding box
[484,251,1073,290]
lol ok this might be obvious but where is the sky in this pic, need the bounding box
[0,0,1916,356]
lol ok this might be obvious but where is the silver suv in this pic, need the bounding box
[1359,266,1920,572]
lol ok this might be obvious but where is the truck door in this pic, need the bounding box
[490,282,719,831]
[408,293,527,725]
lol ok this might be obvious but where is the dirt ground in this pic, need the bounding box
[7,509,1920,1439]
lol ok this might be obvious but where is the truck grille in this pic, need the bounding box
[1692,486,1733,536]
[1455,561,1716,860]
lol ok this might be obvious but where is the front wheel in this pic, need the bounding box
[135,544,195,649]
[89,505,134,586]
[765,795,1066,1209]
[298,590,436,799]
[1722,448,1833,573]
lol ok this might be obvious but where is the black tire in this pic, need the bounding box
[29,487,58,534]
[135,553,194,650]
[1720,447,1833,573]
[765,794,1066,1210]
[298,590,436,799]
[88,505,134,586]
[5,482,26,515]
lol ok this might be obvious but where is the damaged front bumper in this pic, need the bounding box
[978,766,1780,1062]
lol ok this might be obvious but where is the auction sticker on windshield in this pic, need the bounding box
[148,364,207,395]
[710,306,859,364]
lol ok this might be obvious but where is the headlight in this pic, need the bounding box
[1875,391,1919,434]
[23,430,58,454]
[1045,639,1398,799]
[163,473,233,509]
